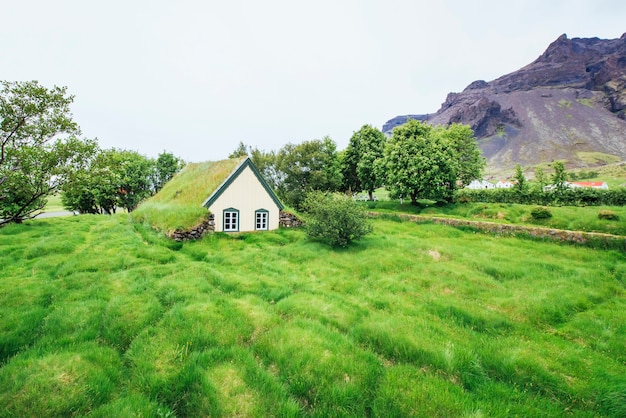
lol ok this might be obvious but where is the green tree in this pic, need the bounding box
[435,123,485,187]
[302,191,373,247]
[534,166,547,191]
[1,81,97,225]
[250,147,281,190]
[378,120,461,204]
[61,149,122,214]
[552,161,568,193]
[153,151,184,192]
[341,124,386,200]
[62,148,156,214]
[228,141,250,158]
[275,137,342,207]
[341,136,362,194]
[114,149,155,212]
[513,164,528,192]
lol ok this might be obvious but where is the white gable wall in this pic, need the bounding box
[208,165,280,232]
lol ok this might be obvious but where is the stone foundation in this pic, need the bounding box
[279,210,304,228]
[170,214,215,241]
[169,211,303,241]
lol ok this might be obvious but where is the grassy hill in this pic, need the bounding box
[1,214,625,416]
[131,158,243,235]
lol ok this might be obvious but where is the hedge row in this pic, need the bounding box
[454,187,626,206]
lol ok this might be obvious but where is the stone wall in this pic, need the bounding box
[169,211,302,241]
[279,210,304,228]
[370,212,626,249]
[170,214,215,241]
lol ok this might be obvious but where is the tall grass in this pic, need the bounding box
[0,214,624,416]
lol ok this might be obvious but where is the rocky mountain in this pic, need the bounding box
[383,34,626,172]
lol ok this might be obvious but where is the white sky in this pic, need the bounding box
[3,0,624,162]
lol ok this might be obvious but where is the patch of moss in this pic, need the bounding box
[576,152,621,165]
[558,99,572,109]
[576,98,594,108]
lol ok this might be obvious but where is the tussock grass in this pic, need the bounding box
[131,158,243,234]
[0,214,625,416]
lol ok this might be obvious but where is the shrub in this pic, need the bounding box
[531,206,552,219]
[302,191,373,247]
[598,210,619,221]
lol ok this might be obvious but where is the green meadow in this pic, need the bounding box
[1,214,625,417]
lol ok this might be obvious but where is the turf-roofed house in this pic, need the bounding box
[202,157,284,232]
[132,157,284,238]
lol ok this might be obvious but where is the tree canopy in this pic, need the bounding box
[275,137,342,207]
[341,124,386,199]
[0,81,96,225]
[378,119,484,204]
[153,151,185,193]
[62,149,180,214]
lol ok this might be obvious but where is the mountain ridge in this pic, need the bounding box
[383,33,626,172]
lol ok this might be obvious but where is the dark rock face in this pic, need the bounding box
[448,97,522,138]
[383,33,626,171]
[382,114,430,134]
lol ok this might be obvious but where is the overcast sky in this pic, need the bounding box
[3,0,624,162]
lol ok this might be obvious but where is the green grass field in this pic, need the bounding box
[1,215,625,416]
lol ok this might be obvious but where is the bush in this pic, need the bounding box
[531,206,552,219]
[598,210,619,221]
[302,191,373,247]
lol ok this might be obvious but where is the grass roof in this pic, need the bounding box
[131,158,244,234]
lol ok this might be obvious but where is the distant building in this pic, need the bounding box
[567,181,609,190]
[466,179,495,190]
[544,181,609,192]
[495,180,514,189]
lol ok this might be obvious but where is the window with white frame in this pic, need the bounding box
[223,208,239,232]
[255,209,268,230]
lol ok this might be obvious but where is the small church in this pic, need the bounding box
[133,156,288,239]
[201,157,283,232]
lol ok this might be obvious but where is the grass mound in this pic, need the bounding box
[131,158,243,234]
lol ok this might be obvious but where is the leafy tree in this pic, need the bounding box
[342,124,387,199]
[228,141,250,158]
[435,123,485,187]
[250,147,282,190]
[378,120,466,204]
[551,161,568,193]
[513,164,528,192]
[61,149,122,214]
[62,148,156,214]
[302,191,373,247]
[113,149,155,212]
[275,136,342,207]
[341,136,362,194]
[153,151,184,192]
[0,81,97,225]
[61,170,100,214]
[534,166,547,191]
